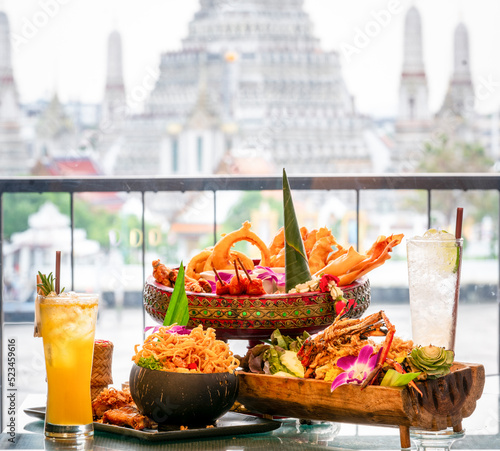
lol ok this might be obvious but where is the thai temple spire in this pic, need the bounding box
[437,21,475,120]
[392,6,432,172]
[402,6,425,75]
[397,6,429,121]
[0,9,29,175]
[102,29,126,124]
[0,9,13,82]
[453,23,471,82]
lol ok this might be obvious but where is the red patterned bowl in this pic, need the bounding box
[143,275,370,340]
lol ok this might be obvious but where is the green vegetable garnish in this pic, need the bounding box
[407,345,454,379]
[279,350,305,378]
[137,356,164,371]
[37,271,65,296]
[380,368,421,387]
[262,329,309,377]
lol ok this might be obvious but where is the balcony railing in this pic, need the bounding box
[1,173,499,431]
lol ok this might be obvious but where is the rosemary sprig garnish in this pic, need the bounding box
[37,271,65,296]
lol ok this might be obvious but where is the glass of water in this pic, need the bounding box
[406,229,463,352]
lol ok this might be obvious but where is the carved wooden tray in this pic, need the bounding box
[236,362,485,449]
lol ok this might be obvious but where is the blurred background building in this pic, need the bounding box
[99,0,374,175]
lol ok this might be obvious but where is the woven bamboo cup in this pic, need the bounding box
[91,340,114,400]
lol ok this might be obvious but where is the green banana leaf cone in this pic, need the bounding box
[283,169,312,292]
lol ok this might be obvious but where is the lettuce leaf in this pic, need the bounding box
[280,350,305,377]
[240,329,309,377]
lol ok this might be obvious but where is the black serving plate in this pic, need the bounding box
[24,407,280,442]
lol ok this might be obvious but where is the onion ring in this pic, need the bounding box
[186,249,212,280]
[203,250,255,272]
[205,221,271,271]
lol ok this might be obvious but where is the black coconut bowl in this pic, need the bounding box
[129,364,239,426]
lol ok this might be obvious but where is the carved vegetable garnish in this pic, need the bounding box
[407,345,454,379]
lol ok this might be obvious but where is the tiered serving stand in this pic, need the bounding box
[143,275,370,340]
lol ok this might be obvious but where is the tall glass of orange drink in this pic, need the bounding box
[39,292,99,439]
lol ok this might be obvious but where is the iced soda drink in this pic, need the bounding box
[406,229,463,351]
[39,292,99,439]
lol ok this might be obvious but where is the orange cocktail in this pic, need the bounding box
[39,292,98,439]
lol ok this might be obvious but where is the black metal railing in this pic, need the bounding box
[1,173,500,431]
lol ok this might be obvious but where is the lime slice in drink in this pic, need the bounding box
[423,228,439,238]
[422,229,459,273]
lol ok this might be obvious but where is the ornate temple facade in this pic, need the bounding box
[104,0,373,175]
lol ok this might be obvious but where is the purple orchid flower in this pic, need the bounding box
[144,325,191,335]
[254,266,286,287]
[330,344,382,392]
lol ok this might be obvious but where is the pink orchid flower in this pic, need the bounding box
[330,344,382,392]
[255,266,286,288]
[144,325,191,335]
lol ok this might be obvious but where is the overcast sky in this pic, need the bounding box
[4,0,500,118]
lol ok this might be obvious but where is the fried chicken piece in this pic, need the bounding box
[229,274,248,295]
[229,261,248,295]
[153,259,212,293]
[101,405,153,430]
[216,280,230,295]
[152,259,172,287]
[92,388,134,419]
[237,258,266,296]
[246,278,266,296]
[212,264,231,295]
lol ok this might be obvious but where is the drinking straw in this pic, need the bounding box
[55,251,61,294]
[34,274,42,337]
[455,207,463,239]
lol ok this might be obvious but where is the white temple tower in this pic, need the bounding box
[393,6,432,171]
[98,29,127,172]
[102,30,126,125]
[438,22,475,122]
[398,6,430,121]
[0,10,29,175]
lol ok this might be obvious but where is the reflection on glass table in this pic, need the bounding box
[2,378,499,451]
